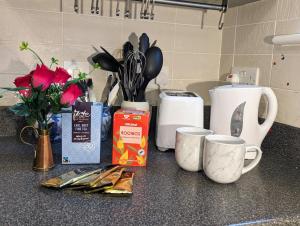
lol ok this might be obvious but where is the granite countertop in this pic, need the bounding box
[0,128,299,225]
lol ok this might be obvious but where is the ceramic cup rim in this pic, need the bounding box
[205,134,245,145]
[176,127,213,137]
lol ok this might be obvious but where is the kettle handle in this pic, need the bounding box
[259,87,278,140]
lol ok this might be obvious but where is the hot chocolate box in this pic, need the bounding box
[62,102,102,164]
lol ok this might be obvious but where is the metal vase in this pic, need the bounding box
[20,126,54,171]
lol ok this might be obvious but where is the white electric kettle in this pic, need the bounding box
[209,85,278,159]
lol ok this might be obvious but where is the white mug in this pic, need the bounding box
[175,127,213,172]
[203,135,262,184]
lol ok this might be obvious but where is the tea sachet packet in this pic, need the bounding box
[103,171,134,195]
[41,167,102,188]
[84,167,125,194]
[41,165,135,195]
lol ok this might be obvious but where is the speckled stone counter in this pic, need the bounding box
[0,130,299,226]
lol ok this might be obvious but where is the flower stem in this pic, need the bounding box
[28,48,44,65]
[88,67,96,76]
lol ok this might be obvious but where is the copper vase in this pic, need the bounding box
[20,126,54,171]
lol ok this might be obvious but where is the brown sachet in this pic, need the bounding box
[84,168,125,194]
[88,165,121,188]
[40,167,102,188]
[71,172,101,186]
[103,171,134,195]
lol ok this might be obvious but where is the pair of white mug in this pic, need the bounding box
[175,127,262,184]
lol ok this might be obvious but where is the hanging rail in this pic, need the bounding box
[153,0,226,11]
[74,0,227,29]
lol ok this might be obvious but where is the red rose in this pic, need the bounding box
[53,67,71,85]
[60,84,83,106]
[14,71,33,97]
[32,64,54,91]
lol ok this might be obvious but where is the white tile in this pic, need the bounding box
[175,24,222,54]
[176,7,221,27]
[271,54,300,91]
[0,0,61,12]
[63,44,122,62]
[0,7,62,44]
[276,18,300,35]
[277,0,300,20]
[172,53,220,80]
[63,13,123,47]
[0,42,62,74]
[221,27,235,54]
[237,0,277,25]
[224,7,237,27]
[171,80,224,105]
[219,54,233,79]
[233,54,273,86]
[273,88,300,127]
[235,22,275,54]
[123,20,175,52]
[0,73,19,87]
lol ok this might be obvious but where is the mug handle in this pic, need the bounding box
[242,145,262,174]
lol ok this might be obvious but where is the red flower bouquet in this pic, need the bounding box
[2,42,99,130]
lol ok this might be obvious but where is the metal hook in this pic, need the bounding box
[143,0,150,19]
[140,0,145,19]
[124,0,130,18]
[96,0,100,14]
[218,10,225,30]
[74,0,79,13]
[116,0,120,16]
[91,0,95,14]
[150,0,155,20]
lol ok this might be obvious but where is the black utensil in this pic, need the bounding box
[123,41,133,59]
[150,40,157,47]
[92,52,119,72]
[139,33,150,54]
[100,46,122,68]
[100,75,113,104]
[136,46,163,101]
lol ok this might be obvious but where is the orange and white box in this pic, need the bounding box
[112,109,150,166]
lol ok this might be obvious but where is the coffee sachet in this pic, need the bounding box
[103,171,134,195]
[88,165,121,188]
[41,167,102,188]
[84,168,125,194]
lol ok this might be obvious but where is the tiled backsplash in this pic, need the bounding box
[220,0,300,128]
[3,0,299,128]
[0,0,223,106]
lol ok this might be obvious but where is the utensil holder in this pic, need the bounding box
[121,101,150,112]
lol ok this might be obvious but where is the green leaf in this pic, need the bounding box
[0,87,27,92]
[78,72,88,80]
[26,116,37,126]
[19,41,29,51]
[9,103,30,117]
[93,63,101,69]
[51,57,59,65]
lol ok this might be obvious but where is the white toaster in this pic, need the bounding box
[156,90,204,151]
